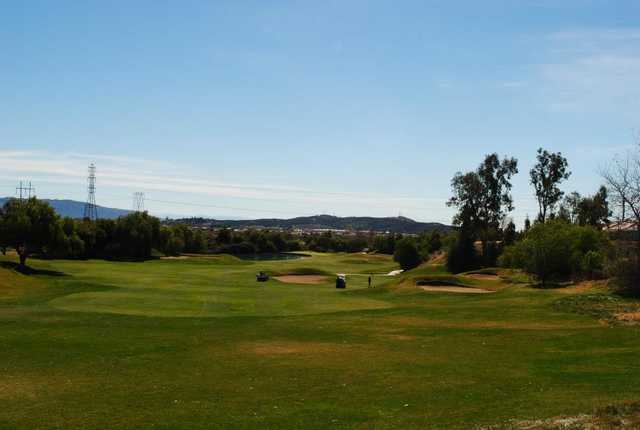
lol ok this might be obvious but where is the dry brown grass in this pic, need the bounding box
[488,402,640,429]
[379,315,596,330]
[239,341,346,356]
[465,273,501,281]
[0,267,44,300]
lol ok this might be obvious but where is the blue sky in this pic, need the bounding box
[1,1,639,224]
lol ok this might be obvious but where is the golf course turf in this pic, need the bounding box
[1,252,640,429]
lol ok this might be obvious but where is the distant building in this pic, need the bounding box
[605,219,639,241]
[604,220,638,232]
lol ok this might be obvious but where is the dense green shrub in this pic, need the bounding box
[217,241,256,255]
[446,231,477,273]
[606,246,640,297]
[393,238,422,271]
[418,231,443,258]
[499,219,610,286]
[373,234,399,254]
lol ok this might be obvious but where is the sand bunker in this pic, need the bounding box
[616,312,640,324]
[418,285,493,294]
[274,275,329,285]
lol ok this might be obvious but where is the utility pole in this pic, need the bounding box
[83,163,98,221]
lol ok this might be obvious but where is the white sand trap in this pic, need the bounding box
[419,286,493,294]
[274,275,329,285]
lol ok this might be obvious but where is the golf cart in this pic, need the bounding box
[335,274,346,289]
[256,271,269,282]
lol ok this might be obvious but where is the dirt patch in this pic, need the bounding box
[554,280,608,295]
[419,286,493,294]
[482,402,640,429]
[485,402,640,429]
[427,252,446,265]
[239,341,349,356]
[554,293,640,325]
[0,378,39,400]
[465,273,500,281]
[274,275,329,285]
[379,334,417,341]
[616,311,640,323]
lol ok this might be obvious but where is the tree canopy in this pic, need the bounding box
[447,153,518,239]
[0,198,59,268]
[530,148,571,222]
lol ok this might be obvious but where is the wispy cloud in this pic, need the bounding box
[539,28,640,114]
[0,150,449,217]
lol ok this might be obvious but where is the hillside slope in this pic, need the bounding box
[0,198,131,219]
[175,214,452,234]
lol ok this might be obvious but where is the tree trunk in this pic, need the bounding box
[16,245,27,270]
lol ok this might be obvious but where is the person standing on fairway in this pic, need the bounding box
[368,275,372,288]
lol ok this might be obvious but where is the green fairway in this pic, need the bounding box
[1,252,640,429]
[46,253,397,317]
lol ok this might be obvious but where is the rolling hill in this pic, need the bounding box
[0,198,131,219]
[0,198,451,233]
[174,214,452,234]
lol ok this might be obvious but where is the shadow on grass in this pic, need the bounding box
[529,281,573,289]
[0,261,68,277]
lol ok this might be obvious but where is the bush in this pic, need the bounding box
[446,231,477,273]
[373,234,399,254]
[607,251,640,297]
[217,241,256,255]
[499,219,610,286]
[581,250,604,279]
[393,238,422,271]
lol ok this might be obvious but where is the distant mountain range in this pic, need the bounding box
[174,214,452,234]
[0,197,452,233]
[0,198,131,219]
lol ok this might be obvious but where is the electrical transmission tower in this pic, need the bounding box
[16,181,35,201]
[83,163,98,221]
[132,192,145,212]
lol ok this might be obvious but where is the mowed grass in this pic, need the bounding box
[45,253,397,317]
[1,252,640,429]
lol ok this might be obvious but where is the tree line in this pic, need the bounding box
[0,200,222,268]
[444,145,639,293]
[0,197,448,270]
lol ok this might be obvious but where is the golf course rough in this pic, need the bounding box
[2,252,640,429]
